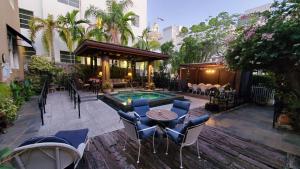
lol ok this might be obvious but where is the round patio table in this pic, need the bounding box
[146,109,178,123]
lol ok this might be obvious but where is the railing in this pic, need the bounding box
[251,85,275,105]
[38,78,49,125]
[67,79,81,118]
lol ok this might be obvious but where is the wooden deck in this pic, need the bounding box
[79,125,292,169]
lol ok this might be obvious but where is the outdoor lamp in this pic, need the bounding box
[128,72,132,77]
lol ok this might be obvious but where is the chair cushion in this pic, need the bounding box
[173,100,190,111]
[167,114,209,144]
[132,99,150,117]
[166,127,184,144]
[179,114,210,134]
[117,110,137,123]
[171,100,190,124]
[55,128,89,148]
[137,123,156,139]
[19,136,70,147]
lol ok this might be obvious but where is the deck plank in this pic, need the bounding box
[79,125,293,169]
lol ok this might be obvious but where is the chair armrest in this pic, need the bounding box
[133,112,141,119]
[137,126,156,132]
[165,128,184,136]
[178,114,186,120]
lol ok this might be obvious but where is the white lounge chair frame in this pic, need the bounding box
[165,123,205,169]
[121,117,156,164]
[12,139,89,169]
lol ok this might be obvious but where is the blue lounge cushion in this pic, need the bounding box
[132,99,150,117]
[137,123,156,139]
[117,110,137,123]
[55,128,89,148]
[19,136,70,147]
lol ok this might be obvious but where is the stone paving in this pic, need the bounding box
[38,91,208,137]
[0,96,41,148]
[206,104,300,156]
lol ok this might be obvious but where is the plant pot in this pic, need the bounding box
[278,114,290,125]
[103,89,112,94]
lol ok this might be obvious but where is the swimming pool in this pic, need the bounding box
[103,91,184,111]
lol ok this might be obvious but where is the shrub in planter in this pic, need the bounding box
[102,81,113,93]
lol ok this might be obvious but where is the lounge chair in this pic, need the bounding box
[169,100,191,128]
[132,99,153,126]
[117,110,157,164]
[165,115,209,169]
[12,128,89,169]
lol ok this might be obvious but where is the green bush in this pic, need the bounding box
[252,74,275,88]
[0,97,18,123]
[0,83,11,98]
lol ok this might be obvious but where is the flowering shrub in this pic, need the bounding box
[225,0,300,130]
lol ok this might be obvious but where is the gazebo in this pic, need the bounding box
[74,40,169,85]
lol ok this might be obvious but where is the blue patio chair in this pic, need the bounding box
[13,128,89,169]
[132,99,153,125]
[165,115,209,169]
[169,100,191,128]
[117,110,157,164]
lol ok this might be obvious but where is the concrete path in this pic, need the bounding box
[206,104,300,156]
[0,97,41,148]
[39,91,123,137]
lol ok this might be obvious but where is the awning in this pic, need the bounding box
[6,24,34,49]
[74,39,169,62]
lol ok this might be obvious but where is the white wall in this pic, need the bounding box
[18,0,147,63]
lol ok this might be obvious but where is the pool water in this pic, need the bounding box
[113,91,172,105]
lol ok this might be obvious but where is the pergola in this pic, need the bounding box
[74,40,169,84]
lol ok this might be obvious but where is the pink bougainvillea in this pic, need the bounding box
[261,33,274,41]
[244,27,256,41]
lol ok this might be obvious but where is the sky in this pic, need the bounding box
[147,0,274,30]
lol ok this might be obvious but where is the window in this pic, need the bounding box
[19,8,33,29]
[23,47,36,60]
[58,0,80,8]
[7,33,19,69]
[60,51,75,63]
[132,15,140,27]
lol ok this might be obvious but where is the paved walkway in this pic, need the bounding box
[206,104,300,156]
[0,97,41,148]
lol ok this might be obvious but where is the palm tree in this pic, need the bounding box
[85,0,135,45]
[29,15,61,62]
[134,28,160,51]
[57,10,89,52]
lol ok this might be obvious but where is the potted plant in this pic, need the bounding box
[102,81,112,94]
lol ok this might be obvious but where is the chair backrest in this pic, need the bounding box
[13,139,80,169]
[171,100,190,118]
[192,84,198,90]
[132,99,150,117]
[117,110,138,140]
[182,114,209,146]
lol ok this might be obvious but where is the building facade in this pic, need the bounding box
[159,25,183,50]
[18,0,147,64]
[0,0,32,83]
